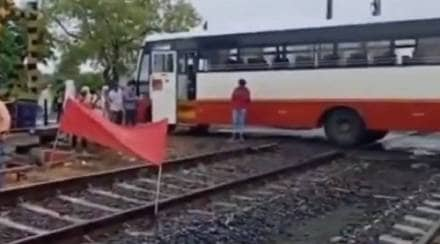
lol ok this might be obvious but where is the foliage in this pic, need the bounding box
[47,0,201,84]
[0,24,26,87]
[77,73,104,92]
[0,4,54,100]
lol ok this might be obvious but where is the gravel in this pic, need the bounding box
[90,159,346,244]
[37,197,108,220]
[0,226,32,243]
[89,156,439,244]
[6,208,70,231]
[69,191,141,210]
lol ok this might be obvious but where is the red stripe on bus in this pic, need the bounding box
[182,99,440,131]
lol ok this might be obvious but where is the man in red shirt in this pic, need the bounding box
[231,79,251,141]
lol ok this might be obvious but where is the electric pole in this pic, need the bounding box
[326,0,333,20]
[326,0,381,20]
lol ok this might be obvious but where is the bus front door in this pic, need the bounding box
[150,50,177,124]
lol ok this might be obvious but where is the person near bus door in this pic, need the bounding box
[108,84,124,125]
[0,99,11,188]
[230,79,251,141]
[123,81,138,126]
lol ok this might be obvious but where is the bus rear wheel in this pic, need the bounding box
[324,109,366,147]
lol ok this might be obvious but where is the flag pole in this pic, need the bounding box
[48,130,61,166]
[154,164,163,216]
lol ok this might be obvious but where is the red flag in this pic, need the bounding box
[60,99,167,165]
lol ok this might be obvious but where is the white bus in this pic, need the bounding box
[135,18,440,147]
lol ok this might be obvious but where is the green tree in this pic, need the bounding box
[0,3,54,99]
[0,24,26,87]
[47,0,201,84]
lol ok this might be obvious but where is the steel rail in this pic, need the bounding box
[0,143,277,206]
[11,150,342,244]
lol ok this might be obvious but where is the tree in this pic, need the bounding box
[0,2,54,99]
[47,0,201,84]
[0,23,26,87]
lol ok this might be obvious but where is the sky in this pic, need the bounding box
[14,0,440,73]
[190,0,440,32]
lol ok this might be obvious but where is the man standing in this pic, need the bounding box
[72,88,90,153]
[108,85,123,125]
[100,85,110,118]
[123,81,138,126]
[0,100,11,188]
[231,79,251,141]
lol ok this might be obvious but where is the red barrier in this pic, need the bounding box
[60,99,167,165]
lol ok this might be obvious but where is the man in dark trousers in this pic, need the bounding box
[123,81,138,126]
[230,79,251,141]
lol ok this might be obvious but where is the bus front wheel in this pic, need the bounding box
[324,109,366,147]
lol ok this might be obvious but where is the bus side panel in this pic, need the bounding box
[194,100,324,128]
[193,99,440,131]
[192,66,440,131]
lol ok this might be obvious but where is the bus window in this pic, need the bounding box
[199,49,240,71]
[318,43,338,68]
[286,44,314,69]
[367,40,394,66]
[414,37,440,64]
[241,47,268,69]
[178,55,186,74]
[338,42,367,67]
[135,52,150,97]
[153,53,174,73]
[138,53,150,82]
[394,39,416,65]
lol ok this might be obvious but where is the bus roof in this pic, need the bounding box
[144,18,440,49]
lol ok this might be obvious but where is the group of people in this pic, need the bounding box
[0,78,251,186]
[58,80,141,127]
[58,80,143,152]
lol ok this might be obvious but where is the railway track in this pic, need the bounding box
[0,132,429,244]
[0,141,339,244]
[93,151,352,244]
[346,173,440,244]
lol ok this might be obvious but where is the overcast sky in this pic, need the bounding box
[30,0,440,73]
[190,0,440,32]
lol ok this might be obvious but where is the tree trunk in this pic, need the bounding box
[110,42,121,86]
[102,66,112,85]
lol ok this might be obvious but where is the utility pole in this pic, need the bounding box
[326,0,381,20]
[371,0,381,16]
[326,0,333,20]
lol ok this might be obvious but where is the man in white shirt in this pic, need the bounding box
[108,85,123,124]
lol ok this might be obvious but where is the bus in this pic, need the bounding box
[135,18,440,147]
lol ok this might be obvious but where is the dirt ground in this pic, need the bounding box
[5,135,260,188]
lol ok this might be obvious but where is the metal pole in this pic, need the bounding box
[326,0,333,20]
[154,165,163,216]
[48,130,60,166]
[43,99,48,126]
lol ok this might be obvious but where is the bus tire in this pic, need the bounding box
[324,108,366,147]
[364,130,388,144]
